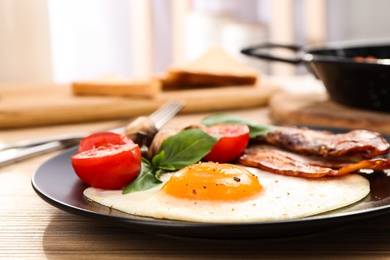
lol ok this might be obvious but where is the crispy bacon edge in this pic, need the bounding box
[254,126,390,159]
[238,145,390,178]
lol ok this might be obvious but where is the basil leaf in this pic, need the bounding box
[122,158,162,194]
[123,129,219,194]
[157,129,219,170]
[151,151,176,171]
[201,113,277,138]
[151,150,164,167]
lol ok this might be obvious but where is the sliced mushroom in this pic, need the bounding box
[123,118,206,159]
[123,116,158,147]
[147,128,181,159]
[182,123,205,131]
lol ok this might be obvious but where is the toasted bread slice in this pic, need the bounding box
[72,74,161,98]
[163,47,259,90]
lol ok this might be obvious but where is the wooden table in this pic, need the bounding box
[2,106,390,260]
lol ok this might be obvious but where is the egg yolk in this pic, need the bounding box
[162,162,262,201]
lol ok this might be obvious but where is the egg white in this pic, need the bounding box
[83,167,370,223]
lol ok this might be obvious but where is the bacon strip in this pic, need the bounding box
[338,158,390,175]
[254,126,390,159]
[239,146,338,178]
[238,145,390,178]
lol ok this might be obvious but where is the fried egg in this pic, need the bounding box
[84,162,370,223]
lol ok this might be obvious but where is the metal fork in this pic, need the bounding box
[148,100,185,130]
[0,100,185,167]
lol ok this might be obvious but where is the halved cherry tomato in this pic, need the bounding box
[77,132,133,153]
[203,124,250,163]
[72,132,141,190]
[72,143,142,190]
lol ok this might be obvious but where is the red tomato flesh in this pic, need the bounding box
[72,143,141,190]
[78,132,134,153]
[72,132,141,190]
[203,124,250,163]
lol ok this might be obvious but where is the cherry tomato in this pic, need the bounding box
[203,124,250,163]
[72,143,142,190]
[77,132,133,153]
[72,132,141,190]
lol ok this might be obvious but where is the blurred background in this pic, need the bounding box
[1,0,390,84]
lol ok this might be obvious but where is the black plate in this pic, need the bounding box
[32,127,390,239]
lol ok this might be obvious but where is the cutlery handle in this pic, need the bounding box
[0,141,71,167]
[0,133,88,151]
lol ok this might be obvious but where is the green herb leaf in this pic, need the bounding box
[151,151,176,171]
[151,150,165,167]
[123,129,219,194]
[201,113,277,138]
[157,128,219,170]
[122,158,162,194]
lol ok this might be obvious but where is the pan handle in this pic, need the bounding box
[241,43,303,64]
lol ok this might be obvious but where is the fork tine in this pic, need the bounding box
[149,100,183,120]
[150,100,185,119]
[149,100,185,129]
[148,100,176,122]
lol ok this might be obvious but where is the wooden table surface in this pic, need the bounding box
[2,101,390,259]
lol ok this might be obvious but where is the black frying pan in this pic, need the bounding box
[241,41,390,112]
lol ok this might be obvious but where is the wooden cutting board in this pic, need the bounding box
[0,82,279,129]
[269,91,390,134]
